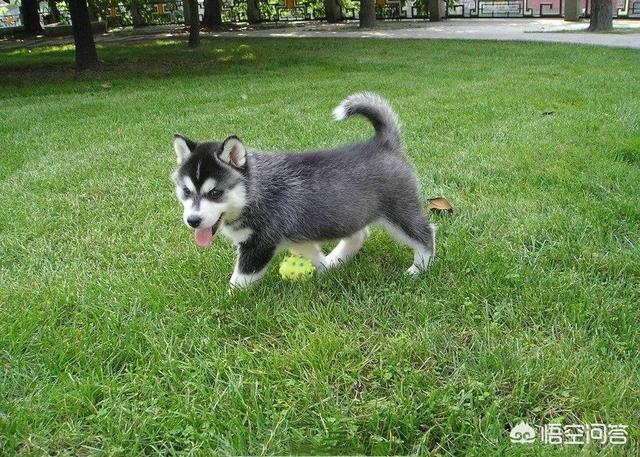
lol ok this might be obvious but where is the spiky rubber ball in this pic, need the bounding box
[279,255,315,281]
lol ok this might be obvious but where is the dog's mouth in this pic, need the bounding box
[193,214,224,248]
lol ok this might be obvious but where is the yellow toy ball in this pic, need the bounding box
[279,255,315,281]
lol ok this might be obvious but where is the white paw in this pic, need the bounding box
[324,255,344,269]
[228,275,252,291]
[405,265,421,276]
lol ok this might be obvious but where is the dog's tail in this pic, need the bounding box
[333,92,401,149]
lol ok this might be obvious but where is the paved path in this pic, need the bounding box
[2,18,639,51]
[223,19,640,49]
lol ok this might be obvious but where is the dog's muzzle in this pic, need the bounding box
[193,214,225,247]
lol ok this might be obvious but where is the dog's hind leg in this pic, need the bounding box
[379,211,436,275]
[324,228,370,270]
[289,243,327,270]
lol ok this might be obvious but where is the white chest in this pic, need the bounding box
[221,224,253,245]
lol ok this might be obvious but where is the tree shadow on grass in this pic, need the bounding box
[0,39,259,91]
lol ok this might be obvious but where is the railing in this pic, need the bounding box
[447,0,635,17]
[0,14,22,28]
[375,0,429,19]
[1,0,638,31]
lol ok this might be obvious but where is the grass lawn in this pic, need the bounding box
[1,37,639,455]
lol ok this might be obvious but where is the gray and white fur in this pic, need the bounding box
[171,92,436,288]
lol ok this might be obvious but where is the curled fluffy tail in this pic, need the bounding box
[333,92,401,149]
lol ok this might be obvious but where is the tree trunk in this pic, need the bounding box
[21,0,43,35]
[359,0,375,27]
[68,0,100,70]
[131,0,144,27]
[324,0,341,22]
[203,0,222,26]
[86,0,98,21]
[588,0,613,31]
[187,0,200,48]
[48,0,62,23]
[247,0,260,23]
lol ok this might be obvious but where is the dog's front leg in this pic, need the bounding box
[228,240,275,290]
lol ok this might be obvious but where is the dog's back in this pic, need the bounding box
[244,93,422,243]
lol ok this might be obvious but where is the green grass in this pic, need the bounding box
[1,37,639,455]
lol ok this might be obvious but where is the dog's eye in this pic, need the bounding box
[207,189,223,200]
[182,187,191,196]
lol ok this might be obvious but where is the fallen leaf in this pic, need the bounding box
[427,197,453,214]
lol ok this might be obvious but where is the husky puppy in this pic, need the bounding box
[171,93,436,288]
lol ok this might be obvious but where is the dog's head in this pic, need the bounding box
[171,134,248,247]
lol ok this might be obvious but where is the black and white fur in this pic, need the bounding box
[171,93,436,288]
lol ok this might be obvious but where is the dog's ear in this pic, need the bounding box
[174,134,195,164]
[219,135,247,168]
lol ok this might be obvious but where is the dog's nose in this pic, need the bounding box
[187,216,202,228]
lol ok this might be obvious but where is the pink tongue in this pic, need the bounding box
[194,227,214,247]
